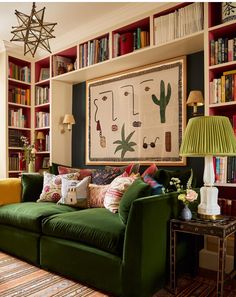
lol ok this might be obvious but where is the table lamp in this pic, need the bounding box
[37,131,45,151]
[179,116,236,219]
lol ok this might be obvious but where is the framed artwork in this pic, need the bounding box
[86,56,186,166]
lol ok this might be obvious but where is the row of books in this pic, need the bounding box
[8,62,31,83]
[35,112,50,128]
[113,28,149,58]
[35,86,50,106]
[8,108,27,128]
[154,2,203,45]
[210,38,236,66]
[210,70,236,104]
[214,156,236,184]
[9,152,24,171]
[218,198,236,217]
[39,68,50,81]
[8,129,24,147]
[79,36,109,68]
[44,133,50,152]
[9,87,30,106]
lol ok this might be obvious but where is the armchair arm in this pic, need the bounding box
[0,178,21,205]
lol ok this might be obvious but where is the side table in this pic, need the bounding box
[170,217,236,297]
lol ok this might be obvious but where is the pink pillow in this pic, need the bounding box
[141,164,158,178]
[88,184,110,208]
[58,166,93,180]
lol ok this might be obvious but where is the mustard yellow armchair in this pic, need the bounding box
[0,178,21,205]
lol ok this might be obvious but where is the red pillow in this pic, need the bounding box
[58,166,93,180]
[141,164,158,178]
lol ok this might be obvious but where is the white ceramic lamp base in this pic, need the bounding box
[197,156,221,220]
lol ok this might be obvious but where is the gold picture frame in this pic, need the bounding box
[86,56,186,166]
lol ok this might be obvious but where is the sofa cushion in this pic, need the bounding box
[21,173,43,202]
[119,178,151,224]
[0,202,77,233]
[42,208,125,256]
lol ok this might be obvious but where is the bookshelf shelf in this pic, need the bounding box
[8,126,31,131]
[8,78,31,86]
[35,79,50,86]
[8,102,31,108]
[215,183,236,188]
[35,151,50,154]
[8,147,23,150]
[209,101,236,108]
[34,126,50,131]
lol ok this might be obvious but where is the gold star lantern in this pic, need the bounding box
[11,2,57,57]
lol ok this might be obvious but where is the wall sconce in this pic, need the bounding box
[61,114,75,133]
[36,131,45,151]
[186,90,204,115]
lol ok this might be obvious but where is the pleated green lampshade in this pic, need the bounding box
[180,116,236,156]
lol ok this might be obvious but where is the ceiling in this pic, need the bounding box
[0,2,164,58]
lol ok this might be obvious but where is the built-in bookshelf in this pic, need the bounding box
[7,56,32,177]
[52,46,77,77]
[112,18,150,58]
[34,57,51,172]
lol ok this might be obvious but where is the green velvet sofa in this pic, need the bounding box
[0,174,193,297]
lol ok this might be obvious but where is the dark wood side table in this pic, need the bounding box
[170,217,236,297]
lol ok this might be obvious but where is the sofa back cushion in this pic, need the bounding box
[21,173,43,202]
[119,178,151,224]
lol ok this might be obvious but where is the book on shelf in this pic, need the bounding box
[8,129,24,147]
[8,108,26,128]
[8,62,31,83]
[79,36,109,68]
[39,68,50,81]
[214,156,236,184]
[35,111,50,128]
[35,86,50,105]
[210,37,236,66]
[9,86,30,105]
[120,32,133,55]
[154,2,203,45]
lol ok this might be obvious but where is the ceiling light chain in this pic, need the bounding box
[11,2,57,57]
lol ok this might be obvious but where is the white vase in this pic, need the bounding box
[28,161,35,173]
[181,205,192,221]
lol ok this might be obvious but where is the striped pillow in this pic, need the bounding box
[104,176,136,213]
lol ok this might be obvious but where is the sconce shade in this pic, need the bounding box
[179,116,236,157]
[63,114,75,131]
[63,114,75,125]
[36,131,45,140]
[186,90,204,106]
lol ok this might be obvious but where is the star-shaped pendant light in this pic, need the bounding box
[11,2,57,57]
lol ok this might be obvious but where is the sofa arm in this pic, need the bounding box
[0,178,21,205]
[122,192,180,297]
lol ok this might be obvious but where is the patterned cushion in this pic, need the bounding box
[143,174,163,195]
[141,163,158,177]
[88,184,110,208]
[92,168,123,185]
[37,172,79,203]
[104,176,136,213]
[105,163,140,175]
[57,176,91,208]
[58,166,94,180]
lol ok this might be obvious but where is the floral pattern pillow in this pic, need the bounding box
[37,172,79,203]
[92,168,123,185]
[88,184,110,208]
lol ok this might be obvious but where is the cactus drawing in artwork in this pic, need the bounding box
[152,80,171,123]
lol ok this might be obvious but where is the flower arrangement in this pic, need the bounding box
[167,170,198,206]
[20,136,36,164]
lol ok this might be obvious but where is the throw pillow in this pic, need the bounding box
[104,175,136,213]
[119,178,151,224]
[92,168,123,185]
[88,184,110,208]
[141,163,158,178]
[58,165,94,180]
[143,174,163,195]
[37,172,79,203]
[21,173,43,202]
[58,176,91,208]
